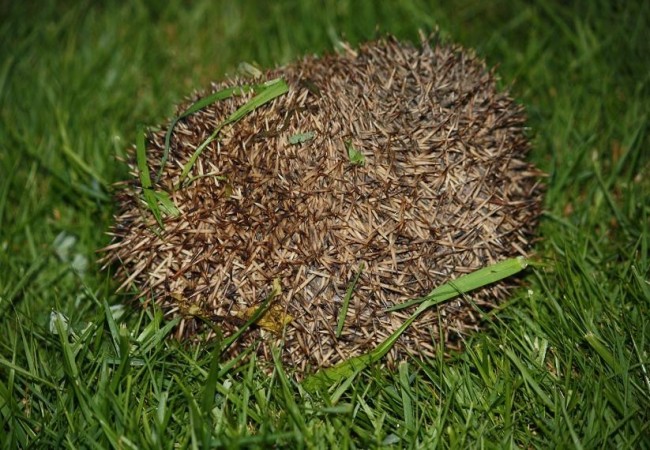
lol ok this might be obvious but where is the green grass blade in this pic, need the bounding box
[584,332,623,373]
[336,263,364,338]
[289,131,315,145]
[152,190,180,218]
[0,356,56,390]
[398,362,415,431]
[136,126,152,189]
[346,140,365,166]
[387,257,529,312]
[504,348,553,410]
[142,188,163,228]
[201,347,222,413]
[157,85,251,183]
[219,279,281,354]
[137,315,181,355]
[51,99,109,189]
[303,258,529,391]
[223,78,289,126]
[136,126,166,227]
[178,78,289,186]
[103,299,122,358]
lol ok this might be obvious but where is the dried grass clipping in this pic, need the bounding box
[102,35,543,375]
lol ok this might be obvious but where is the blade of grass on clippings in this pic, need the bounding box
[346,140,365,166]
[157,85,251,183]
[303,301,427,391]
[336,263,364,338]
[303,258,529,391]
[219,278,282,355]
[136,127,152,190]
[152,190,180,218]
[178,78,289,186]
[289,131,315,145]
[387,257,529,312]
[136,126,164,227]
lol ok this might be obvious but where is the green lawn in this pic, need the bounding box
[1,0,649,448]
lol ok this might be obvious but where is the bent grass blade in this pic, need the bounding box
[136,126,164,227]
[139,79,289,226]
[178,78,289,187]
[303,257,529,391]
[157,84,250,183]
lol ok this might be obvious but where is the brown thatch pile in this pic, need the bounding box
[102,35,543,375]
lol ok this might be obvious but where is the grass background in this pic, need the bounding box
[1,0,649,447]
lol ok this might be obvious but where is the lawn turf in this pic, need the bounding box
[1,0,649,447]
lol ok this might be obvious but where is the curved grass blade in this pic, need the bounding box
[178,78,289,187]
[156,85,250,183]
[386,257,529,312]
[336,263,364,338]
[136,126,163,227]
[302,257,529,391]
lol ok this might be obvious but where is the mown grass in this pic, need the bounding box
[1,0,649,448]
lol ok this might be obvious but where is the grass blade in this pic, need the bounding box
[178,78,289,186]
[387,257,529,312]
[103,299,122,358]
[288,131,315,145]
[584,332,623,373]
[152,190,180,218]
[136,126,152,190]
[157,85,251,183]
[346,140,365,166]
[219,279,282,354]
[303,258,529,391]
[336,263,364,338]
[504,348,553,409]
[399,362,415,431]
[136,126,164,227]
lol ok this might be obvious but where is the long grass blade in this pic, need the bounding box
[303,257,529,391]
[178,78,288,186]
[157,85,251,183]
[387,257,529,312]
[136,126,165,227]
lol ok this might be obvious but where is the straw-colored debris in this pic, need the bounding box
[102,35,543,375]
